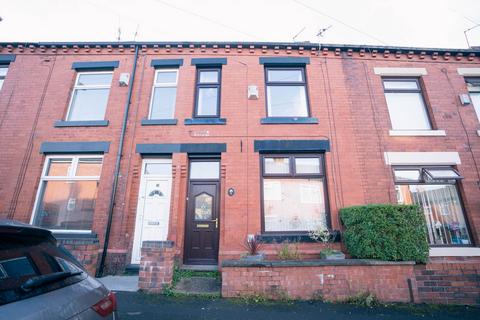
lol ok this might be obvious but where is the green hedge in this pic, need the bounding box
[340,204,429,263]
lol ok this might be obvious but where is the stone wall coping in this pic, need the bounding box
[222,259,416,268]
[141,240,174,249]
[57,238,99,245]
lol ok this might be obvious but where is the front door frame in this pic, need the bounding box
[131,158,172,264]
[183,158,221,265]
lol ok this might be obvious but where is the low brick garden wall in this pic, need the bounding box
[222,258,480,304]
[57,237,100,275]
[222,260,416,303]
[414,257,480,305]
[138,240,175,293]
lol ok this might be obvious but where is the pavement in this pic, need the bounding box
[116,291,480,320]
[97,275,139,292]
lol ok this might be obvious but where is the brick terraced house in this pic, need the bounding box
[0,41,479,303]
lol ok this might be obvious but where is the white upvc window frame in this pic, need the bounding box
[30,154,104,234]
[0,65,9,90]
[65,71,113,121]
[148,69,179,120]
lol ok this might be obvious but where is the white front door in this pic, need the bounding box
[131,159,172,264]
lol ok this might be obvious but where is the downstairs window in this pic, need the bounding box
[394,166,471,246]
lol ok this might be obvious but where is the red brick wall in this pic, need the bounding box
[222,263,416,302]
[415,257,480,304]
[58,238,100,275]
[0,44,479,273]
[222,258,480,304]
[138,241,175,293]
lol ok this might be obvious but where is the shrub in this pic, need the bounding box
[340,204,429,263]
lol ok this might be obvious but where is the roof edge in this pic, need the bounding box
[0,41,478,55]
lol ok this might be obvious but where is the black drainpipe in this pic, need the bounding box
[97,44,139,277]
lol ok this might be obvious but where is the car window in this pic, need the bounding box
[0,235,86,306]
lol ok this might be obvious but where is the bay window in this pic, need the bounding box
[394,166,472,246]
[261,154,328,233]
[32,155,103,232]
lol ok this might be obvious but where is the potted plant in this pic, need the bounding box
[241,235,265,262]
[308,227,345,260]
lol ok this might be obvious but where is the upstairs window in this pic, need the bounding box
[32,155,103,232]
[265,68,309,117]
[66,72,113,121]
[261,154,328,233]
[394,166,471,246]
[382,78,432,130]
[194,68,221,117]
[149,69,178,119]
[0,66,8,90]
[466,78,480,123]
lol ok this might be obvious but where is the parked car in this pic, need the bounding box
[0,220,117,319]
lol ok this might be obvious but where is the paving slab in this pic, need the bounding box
[173,276,221,295]
[97,275,139,292]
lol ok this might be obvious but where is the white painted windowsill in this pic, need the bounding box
[477,130,480,137]
[429,247,480,257]
[389,130,446,137]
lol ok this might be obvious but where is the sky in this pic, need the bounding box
[0,0,479,49]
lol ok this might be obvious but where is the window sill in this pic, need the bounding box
[184,118,226,125]
[429,247,480,257]
[53,232,99,244]
[261,117,319,124]
[141,119,178,126]
[389,130,446,137]
[477,130,480,137]
[54,120,109,127]
[259,232,340,243]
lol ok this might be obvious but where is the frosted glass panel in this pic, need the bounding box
[190,162,220,179]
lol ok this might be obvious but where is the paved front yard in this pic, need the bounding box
[116,292,480,320]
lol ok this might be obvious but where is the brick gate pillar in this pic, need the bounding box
[138,240,175,292]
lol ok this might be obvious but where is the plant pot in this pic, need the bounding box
[241,253,265,262]
[320,250,345,260]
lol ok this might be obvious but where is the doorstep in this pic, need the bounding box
[181,264,219,271]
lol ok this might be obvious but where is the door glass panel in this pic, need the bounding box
[190,162,220,179]
[194,192,213,220]
[264,157,290,174]
[145,163,172,175]
[295,158,320,174]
